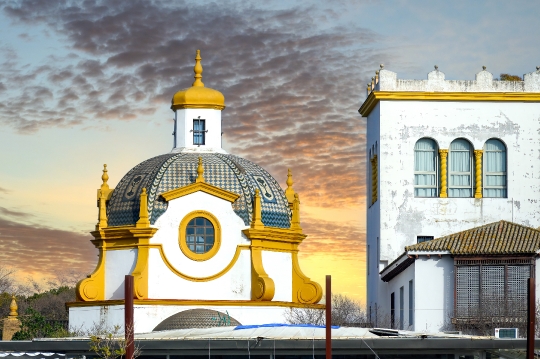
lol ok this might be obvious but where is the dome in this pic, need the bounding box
[106,152,292,228]
[171,50,225,111]
[153,309,241,331]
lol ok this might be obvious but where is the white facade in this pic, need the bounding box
[173,108,225,153]
[362,66,540,327]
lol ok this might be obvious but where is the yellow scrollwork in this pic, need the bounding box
[250,248,275,301]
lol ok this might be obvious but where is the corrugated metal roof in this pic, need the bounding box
[405,220,540,255]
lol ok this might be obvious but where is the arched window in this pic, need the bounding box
[483,139,507,198]
[448,139,473,197]
[414,138,438,197]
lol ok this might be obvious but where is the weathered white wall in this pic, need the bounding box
[174,108,223,151]
[149,191,252,300]
[365,74,540,313]
[105,249,137,300]
[378,100,540,262]
[366,103,382,320]
[69,304,292,334]
[379,262,414,330]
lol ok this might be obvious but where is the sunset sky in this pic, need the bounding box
[0,0,539,303]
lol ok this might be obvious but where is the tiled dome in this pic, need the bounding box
[153,309,241,331]
[106,152,291,228]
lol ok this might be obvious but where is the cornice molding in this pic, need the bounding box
[359,91,540,117]
[161,182,239,203]
[67,299,325,309]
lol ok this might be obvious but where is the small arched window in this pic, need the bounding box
[483,139,507,198]
[414,138,438,197]
[448,139,473,198]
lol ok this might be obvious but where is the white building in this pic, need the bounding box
[359,65,540,330]
[69,50,323,333]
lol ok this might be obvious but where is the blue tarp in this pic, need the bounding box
[234,323,340,330]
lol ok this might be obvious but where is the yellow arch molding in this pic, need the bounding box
[150,243,250,282]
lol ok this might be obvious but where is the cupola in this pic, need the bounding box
[171,50,225,152]
[171,50,225,111]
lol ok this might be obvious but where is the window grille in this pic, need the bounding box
[483,139,507,198]
[417,235,434,243]
[455,261,531,320]
[193,119,206,145]
[414,138,438,197]
[448,139,474,197]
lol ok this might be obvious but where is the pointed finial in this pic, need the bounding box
[101,164,109,190]
[9,295,18,317]
[291,193,302,231]
[192,50,204,87]
[136,188,150,228]
[482,66,486,71]
[196,157,205,183]
[434,65,438,70]
[251,189,264,229]
[285,168,295,205]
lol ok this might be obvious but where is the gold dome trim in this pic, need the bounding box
[171,50,225,111]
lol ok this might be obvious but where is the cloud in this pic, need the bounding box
[0,217,96,277]
[0,0,381,206]
[0,206,32,219]
[0,186,9,194]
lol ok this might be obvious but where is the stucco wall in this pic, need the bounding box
[378,100,540,262]
[174,108,222,150]
[105,249,137,300]
[149,191,252,300]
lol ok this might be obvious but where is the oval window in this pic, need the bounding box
[185,217,215,254]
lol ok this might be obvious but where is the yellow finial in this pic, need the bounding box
[196,157,205,183]
[136,188,150,228]
[9,295,18,317]
[96,164,109,230]
[101,164,109,190]
[285,168,295,206]
[192,49,204,87]
[251,189,264,229]
[291,193,302,231]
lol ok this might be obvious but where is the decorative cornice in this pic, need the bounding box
[66,299,325,309]
[242,227,307,252]
[161,182,239,203]
[359,91,540,117]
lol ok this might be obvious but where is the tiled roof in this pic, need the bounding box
[405,221,540,255]
[107,153,291,228]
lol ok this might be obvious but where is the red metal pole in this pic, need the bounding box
[125,275,134,359]
[326,275,332,359]
[527,277,535,359]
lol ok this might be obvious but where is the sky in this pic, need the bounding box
[0,0,539,303]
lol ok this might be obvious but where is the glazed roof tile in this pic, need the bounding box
[405,220,540,255]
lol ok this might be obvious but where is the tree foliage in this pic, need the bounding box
[499,73,522,81]
[11,308,68,340]
[286,293,369,326]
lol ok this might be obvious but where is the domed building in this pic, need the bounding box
[69,50,323,333]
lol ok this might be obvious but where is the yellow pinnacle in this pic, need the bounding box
[136,188,150,228]
[251,189,264,229]
[9,295,18,317]
[192,50,204,87]
[101,164,110,191]
[285,168,296,205]
[196,157,205,183]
